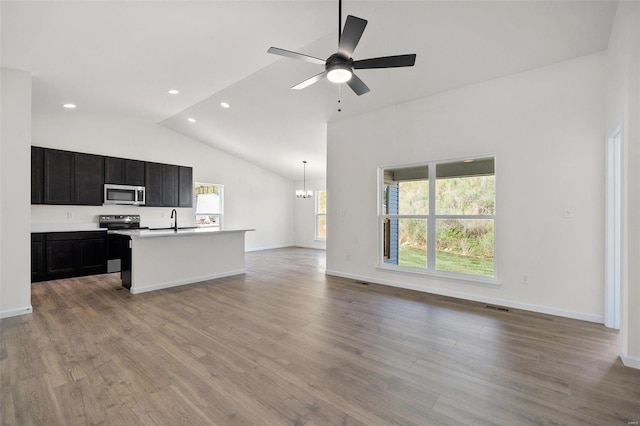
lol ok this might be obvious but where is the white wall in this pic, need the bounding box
[606,1,640,368]
[294,178,326,250]
[327,53,606,322]
[31,113,295,251]
[1,69,32,318]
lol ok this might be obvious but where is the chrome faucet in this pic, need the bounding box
[170,209,177,232]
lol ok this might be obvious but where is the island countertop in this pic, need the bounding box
[114,227,253,294]
[111,227,254,239]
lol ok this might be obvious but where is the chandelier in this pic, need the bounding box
[296,161,313,198]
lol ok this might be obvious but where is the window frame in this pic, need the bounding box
[377,155,498,286]
[194,183,224,228]
[315,189,327,241]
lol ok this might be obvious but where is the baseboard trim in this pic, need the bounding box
[294,244,327,250]
[620,351,640,370]
[245,244,292,252]
[0,305,33,319]
[130,269,245,294]
[325,269,603,324]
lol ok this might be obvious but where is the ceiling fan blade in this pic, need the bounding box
[353,54,417,69]
[267,47,326,65]
[292,71,328,90]
[346,73,370,96]
[338,15,367,58]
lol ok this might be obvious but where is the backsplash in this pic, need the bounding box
[31,204,196,230]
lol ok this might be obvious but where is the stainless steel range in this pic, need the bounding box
[99,215,146,272]
[99,214,144,231]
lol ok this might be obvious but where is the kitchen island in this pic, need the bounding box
[111,228,253,294]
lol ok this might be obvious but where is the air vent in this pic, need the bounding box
[485,304,510,312]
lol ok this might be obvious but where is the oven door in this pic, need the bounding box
[104,184,145,205]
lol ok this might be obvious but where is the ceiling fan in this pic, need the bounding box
[267,0,417,96]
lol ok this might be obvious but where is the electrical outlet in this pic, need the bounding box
[66,212,73,219]
[345,254,351,261]
[522,274,529,284]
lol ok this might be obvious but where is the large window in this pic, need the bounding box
[380,157,495,280]
[316,189,327,240]
[195,183,223,228]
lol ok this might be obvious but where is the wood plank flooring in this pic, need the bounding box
[1,247,639,425]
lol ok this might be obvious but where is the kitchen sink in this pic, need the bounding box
[148,226,198,231]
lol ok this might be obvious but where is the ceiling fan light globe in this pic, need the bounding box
[327,68,353,83]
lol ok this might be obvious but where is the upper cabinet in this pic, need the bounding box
[75,153,105,205]
[43,149,75,204]
[39,149,105,206]
[105,157,145,186]
[32,146,192,207]
[144,162,163,207]
[162,164,179,207]
[143,162,192,207]
[179,166,193,208]
[31,147,44,204]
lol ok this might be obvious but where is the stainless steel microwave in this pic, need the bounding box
[104,184,145,205]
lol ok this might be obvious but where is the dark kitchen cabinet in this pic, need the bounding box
[32,146,191,207]
[144,162,191,207]
[42,148,104,206]
[178,166,193,208]
[46,239,77,279]
[31,147,44,204]
[38,231,107,281]
[75,153,104,205]
[145,162,163,206]
[125,160,145,186]
[105,157,145,186]
[120,236,132,290]
[31,233,45,283]
[78,235,108,275]
[162,164,179,206]
[44,149,75,204]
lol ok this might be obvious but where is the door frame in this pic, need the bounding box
[605,123,623,330]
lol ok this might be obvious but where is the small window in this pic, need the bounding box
[380,157,495,280]
[316,189,327,240]
[195,183,223,228]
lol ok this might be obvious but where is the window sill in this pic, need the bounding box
[376,263,500,287]
[314,238,326,242]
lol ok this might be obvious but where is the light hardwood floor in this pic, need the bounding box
[1,248,639,425]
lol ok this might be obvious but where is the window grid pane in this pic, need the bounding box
[381,157,495,280]
[435,219,494,277]
[316,214,327,240]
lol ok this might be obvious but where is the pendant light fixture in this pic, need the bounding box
[296,161,313,198]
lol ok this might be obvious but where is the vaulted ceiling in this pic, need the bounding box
[1,1,618,181]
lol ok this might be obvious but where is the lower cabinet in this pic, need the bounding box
[120,236,132,290]
[32,231,107,282]
[31,233,46,282]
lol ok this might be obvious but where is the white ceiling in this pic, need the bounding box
[2,1,617,181]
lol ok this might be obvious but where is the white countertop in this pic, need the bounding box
[111,227,254,239]
[31,223,105,233]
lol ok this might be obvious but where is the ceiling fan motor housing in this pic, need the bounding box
[325,53,354,73]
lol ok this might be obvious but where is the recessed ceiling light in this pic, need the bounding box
[63,103,77,109]
[168,89,180,95]
[220,102,230,109]
[187,118,196,123]
[463,159,475,163]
